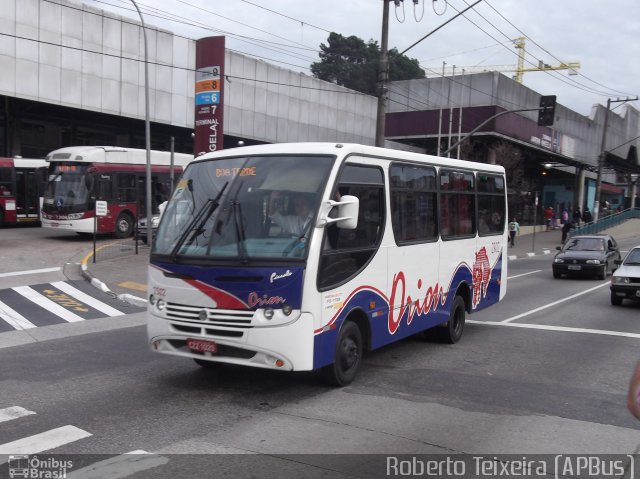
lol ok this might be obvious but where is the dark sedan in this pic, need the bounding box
[552,234,621,279]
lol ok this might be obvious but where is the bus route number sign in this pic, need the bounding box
[95,200,108,217]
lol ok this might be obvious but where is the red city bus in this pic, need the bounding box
[0,157,48,225]
[41,146,193,237]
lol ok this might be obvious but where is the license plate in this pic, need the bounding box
[568,265,581,270]
[187,338,218,354]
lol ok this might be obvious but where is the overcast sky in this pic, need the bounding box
[87,0,640,117]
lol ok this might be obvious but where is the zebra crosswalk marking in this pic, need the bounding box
[67,451,169,479]
[0,406,36,424]
[0,299,37,330]
[0,408,168,475]
[12,286,85,323]
[50,281,124,317]
[0,425,92,455]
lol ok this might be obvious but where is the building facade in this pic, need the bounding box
[0,0,377,158]
[387,72,640,222]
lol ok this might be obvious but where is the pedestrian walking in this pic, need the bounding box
[508,218,520,247]
[561,221,572,243]
[544,206,554,231]
[573,208,581,226]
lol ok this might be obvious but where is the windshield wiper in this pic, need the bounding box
[170,182,228,258]
[232,199,249,264]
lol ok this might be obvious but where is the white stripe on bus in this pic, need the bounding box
[50,281,124,317]
[0,299,37,330]
[12,286,85,323]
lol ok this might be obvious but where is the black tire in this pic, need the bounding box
[114,212,134,238]
[553,270,561,279]
[438,295,466,344]
[598,264,607,280]
[611,293,623,306]
[193,358,224,370]
[0,208,4,226]
[323,321,363,387]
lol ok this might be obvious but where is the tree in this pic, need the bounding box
[311,32,425,96]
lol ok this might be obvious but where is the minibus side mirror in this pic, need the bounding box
[320,195,359,230]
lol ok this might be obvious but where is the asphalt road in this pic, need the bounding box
[0,226,639,478]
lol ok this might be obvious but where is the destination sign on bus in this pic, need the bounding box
[215,167,257,178]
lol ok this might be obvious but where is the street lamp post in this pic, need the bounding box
[129,0,152,247]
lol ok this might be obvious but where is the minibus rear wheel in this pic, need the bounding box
[438,295,466,344]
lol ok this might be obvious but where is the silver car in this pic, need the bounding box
[610,245,640,305]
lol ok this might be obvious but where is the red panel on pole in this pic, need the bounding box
[194,36,225,157]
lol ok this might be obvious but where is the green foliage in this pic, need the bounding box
[311,32,425,96]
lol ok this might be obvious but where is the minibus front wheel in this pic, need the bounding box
[323,320,363,387]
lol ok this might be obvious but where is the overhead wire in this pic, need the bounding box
[82,0,321,64]
[453,0,631,98]
[482,0,637,98]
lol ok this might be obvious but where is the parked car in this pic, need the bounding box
[610,245,640,305]
[552,234,621,279]
[136,214,160,244]
[136,202,167,244]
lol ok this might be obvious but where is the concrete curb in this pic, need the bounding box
[509,249,554,261]
[80,248,148,306]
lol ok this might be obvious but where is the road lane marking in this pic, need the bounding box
[0,425,92,455]
[500,282,610,323]
[50,281,124,317]
[12,286,85,323]
[0,267,61,278]
[0,406,35,424]
[508,270,542,279]
[0,299,37,330]
[469,319,640,339]
[67,451,168,479]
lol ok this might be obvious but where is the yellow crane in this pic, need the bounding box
[424,37,580,83]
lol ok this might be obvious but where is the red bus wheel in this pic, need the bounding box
[115,212,134,238]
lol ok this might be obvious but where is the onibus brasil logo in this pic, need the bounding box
[7,455,73,479]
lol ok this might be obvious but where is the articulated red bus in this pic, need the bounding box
[41,146,193,237]
[0,157,48,226]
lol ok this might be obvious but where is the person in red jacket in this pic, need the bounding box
[544,206,554,231]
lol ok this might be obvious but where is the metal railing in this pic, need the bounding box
[569,207,640,236]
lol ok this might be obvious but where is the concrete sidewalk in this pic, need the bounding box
[81,219,640,305]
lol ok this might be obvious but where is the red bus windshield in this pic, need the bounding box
[43,163,91,213]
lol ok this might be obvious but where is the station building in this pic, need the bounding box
[1,0,638,224]
[387,73,640,222]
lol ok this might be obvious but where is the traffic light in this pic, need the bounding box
[538,95,556,126]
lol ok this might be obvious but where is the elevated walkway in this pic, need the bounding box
[569,208,640,237]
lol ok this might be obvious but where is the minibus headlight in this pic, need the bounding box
[282,304,293,316]
[156,299,165,311]
[264,308,274,320]
[149,294,156,305]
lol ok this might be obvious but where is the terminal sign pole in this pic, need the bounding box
[94,201,108,264]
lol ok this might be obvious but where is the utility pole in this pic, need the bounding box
[376,0,483,148]
[375,0,390,147]
[594,96,638,222]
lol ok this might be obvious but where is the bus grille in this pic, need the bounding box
[165,302,254,327]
